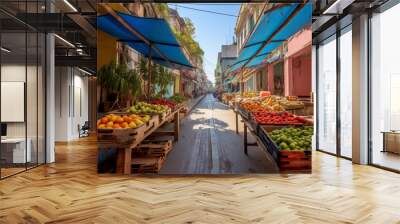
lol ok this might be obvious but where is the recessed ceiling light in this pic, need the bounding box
[78,67,92,76]
[63,0,78,12]
[323,0,355,15]
[1,47,11,53]
[54,34,75,48]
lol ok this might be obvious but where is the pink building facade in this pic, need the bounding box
[284,26,312,97]
[258,26,312,97]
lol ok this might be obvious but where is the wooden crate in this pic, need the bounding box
[237,106,250,120]
[158,108,172,123]
[258,125,312,172]
[133,140,173,157]
[279,150,312,171]
[97,125,145,148]
[131,156,164,173]
[143,115,159,134]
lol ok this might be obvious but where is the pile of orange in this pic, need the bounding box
[240,102,266,112]
[97,114,146,129]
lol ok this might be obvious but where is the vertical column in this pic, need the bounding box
[46,33,55,163]
[352,14,369,164]
[45,0,55,163]
[88,77,98,132]
[312,45,317,150]
[284,57,291,96]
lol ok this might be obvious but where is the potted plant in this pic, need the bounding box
[97,61,142,110]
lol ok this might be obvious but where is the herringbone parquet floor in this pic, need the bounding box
[1,137,400,224]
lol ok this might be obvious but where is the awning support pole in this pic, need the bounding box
[240,70,244,96]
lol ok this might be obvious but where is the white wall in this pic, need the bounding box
[1,65,41,136]
[1,63,46,164]
[54,67,89,141]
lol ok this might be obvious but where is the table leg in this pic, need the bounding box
[116,148,132,175]
[235,111,239,134]
[174,111,180,141]
[244,124,248,155]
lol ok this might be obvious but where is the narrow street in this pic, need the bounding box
[160,94,278,174]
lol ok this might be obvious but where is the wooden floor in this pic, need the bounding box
[372,151,400,171]
[1,139,400,223]
[1,96,400,223]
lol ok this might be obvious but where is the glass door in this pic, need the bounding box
[273,61,284,96]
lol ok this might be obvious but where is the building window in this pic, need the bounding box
[259,69,268,90]
[339,26,352,158]
[370,3,400,171]
[273,61,284,96]
[317,35,337,155]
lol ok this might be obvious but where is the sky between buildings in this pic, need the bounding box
[168,3,240,84]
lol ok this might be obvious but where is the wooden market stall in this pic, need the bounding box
[221,3,313,172]
[96,4,195,174]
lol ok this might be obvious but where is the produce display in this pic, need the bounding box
[259,91,271,97]
[261,96,303,111]
[252,111,311,125]
[169,94,186,104]
[97,114,151,129]
[269,127,313,151]
[279,100,304,109]
[240,101,270,113]
[129,102,169,115]
[239,98,285,113]
[242,91,258,98]
[150,98,176,110]
[286,96,298,101]
[222,93,235,103]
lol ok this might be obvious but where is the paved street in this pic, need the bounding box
[160,94,278,174]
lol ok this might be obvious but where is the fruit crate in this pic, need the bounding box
[180,106,188,115]
[133,140,173,157]
[279,150,311,171]
[258,125,312,172]
[131,156,165,173]
[97,124,146,148]
[158,108,172,123]
[237,106,251,120]
[173,104,183,112]
[248,113,260,134]
[143,115,159,134]
[258,126,281,164]
[106,108,131,115]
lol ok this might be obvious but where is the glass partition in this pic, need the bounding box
[0,1,46,179]
[1,30,28,177]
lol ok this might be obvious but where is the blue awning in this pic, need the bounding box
[227,3,312,74]
[97,12,194,69]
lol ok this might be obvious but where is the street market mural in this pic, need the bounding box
[96,2,312,174]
